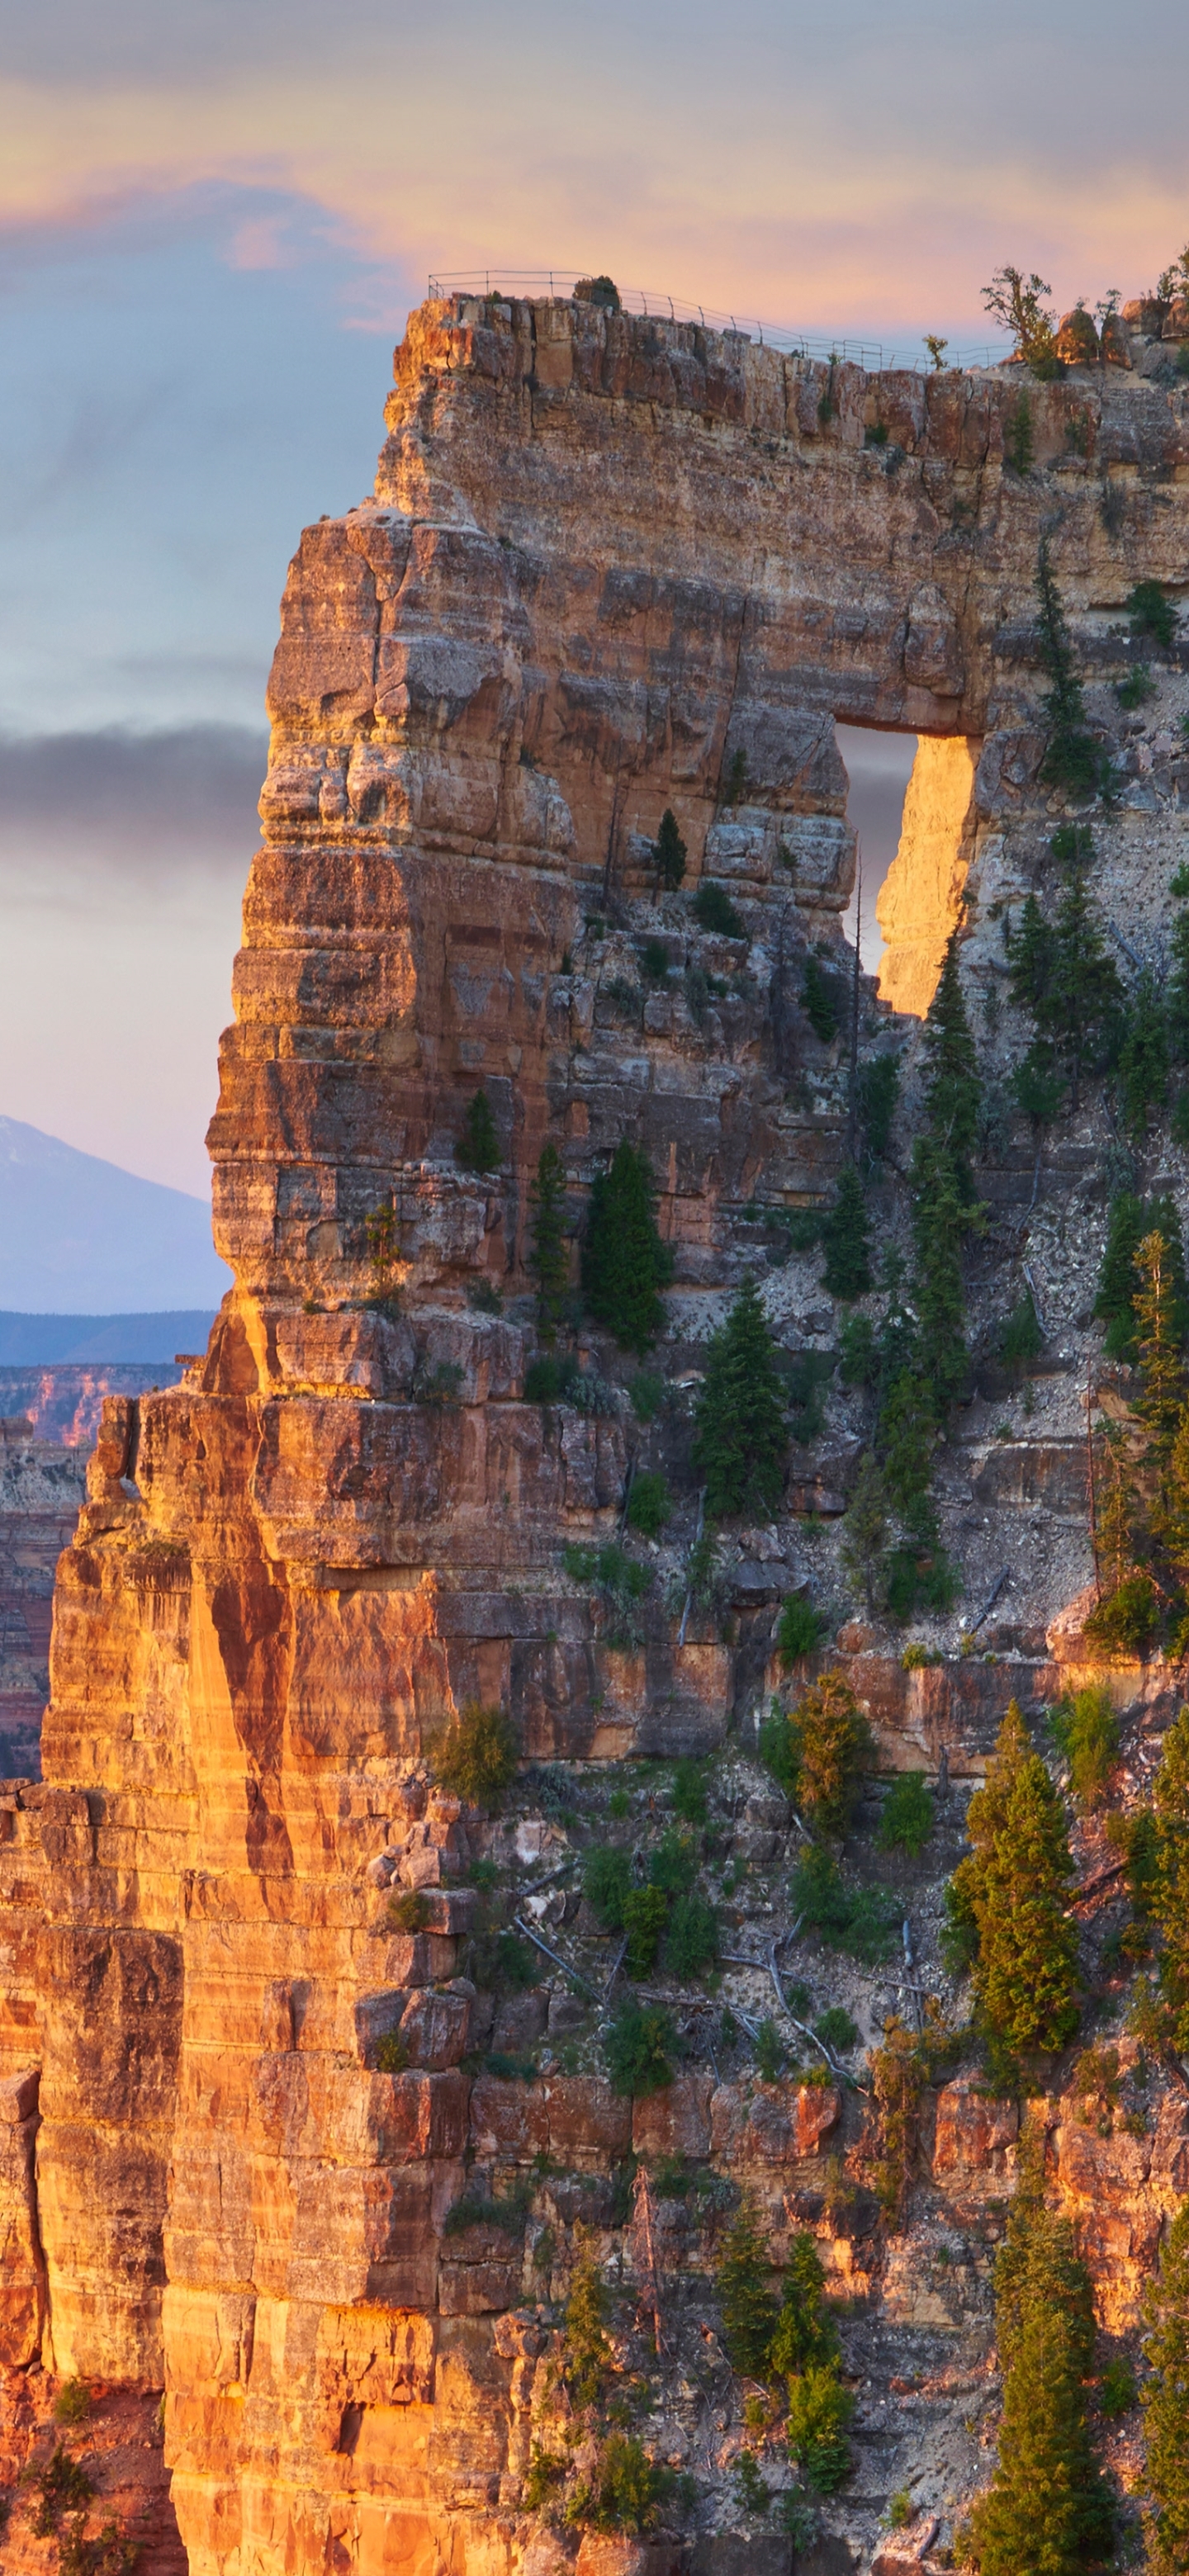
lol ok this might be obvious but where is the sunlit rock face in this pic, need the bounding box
[0,294,1187,2574]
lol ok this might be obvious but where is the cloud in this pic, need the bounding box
[1,2,1187,342]
[0,724,268,883]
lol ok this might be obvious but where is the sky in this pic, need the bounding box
[0,0,1185,1196]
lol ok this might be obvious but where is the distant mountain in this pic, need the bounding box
[0,1116,230,1312]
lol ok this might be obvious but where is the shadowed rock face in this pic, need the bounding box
[0,296,1187,2573]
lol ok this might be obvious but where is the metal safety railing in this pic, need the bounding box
[424,268,1013,376]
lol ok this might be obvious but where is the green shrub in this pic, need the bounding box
[813,2005,859,2052]
[52,2379,91,2428]
[1117,664,1158,711]
[663,1891,718,1980]
[640,937,670,983]
[776,1596,826,1664]
[31,2449,95,2536]
[672,1757,708,1823]
[1049,1685,1120,1807]
[648,1825,699,1894]
[733,2451,770,2516]
[1000,1290,1044,1374]
[454,1087,501,1172]
[627,1470,671,1537]
[628,1371,666,1422]
[785,2363,854,2493]
[584,1846,632,1931]
[888,2488,913,2530]
[789,1845,900,1963]
[755,2017,784,2081]
[759,1701,800,1794]
[573,2432,669,2533]
[877,1772,935,1858]
[1126,579,1177,649]
[693,881,745,938]
[386,1887,430,1934]
[1083,1574,1158,1659]
[623,1884,669,1976]
[467,1276,504,1314]
[803,953,840,1042]
[443,2187,528,2237]
[564,1540,650,1649]
[582,1140,675,1353]
[433,1701,519,1807]
[1141,2200,1189,2567]
[604,1997,680,2095]
[373,2029,410,2073]
[1004,390,1034,474]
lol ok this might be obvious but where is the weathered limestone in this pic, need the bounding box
[0,292,1186,2572]
[875,736,978,1015]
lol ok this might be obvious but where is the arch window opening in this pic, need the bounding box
[836,724,979,1019]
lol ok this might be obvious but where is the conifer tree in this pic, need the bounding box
[948,1700,1079,2054]
[910,1136,979,1413]
[528,1144,569,1344]
[455,1087,501,1173]
[1045,826,1124,1104]
[1152,1707,1189,2052]
[714,2196,779,2377]
[1094,1191,1187,1364]
[1134,1230,1187,1453]
[1168,878,1189,1066]
[1035,539,1111,800]
[1006,892,1057,1023]
[692,1274,788,1518]
[651,807,687,895]
[920,931,980,1187]
[1119,969,1170,1137]
[821,1163,872,1300]
[967,2142,1113,2574]
[581,1141,675,1353]
[1142,2202,1189,2576]
[877,1369,937,1537]
[767,2233,838,2379]
[841,1453,889,1612]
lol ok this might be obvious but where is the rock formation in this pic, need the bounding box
[0,287,1188,2573]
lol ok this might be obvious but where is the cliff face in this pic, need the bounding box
[1,295,1188,2575]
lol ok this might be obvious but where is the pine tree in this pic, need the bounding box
[1168,887,1189,1066]
[948,1701,1079,2054]
[822,1163,872,1300]
[841,1453,889,1612]
[767,2233,837,2379]
[1035,539,1111,800]
[1045,830,1123,1103]
[1142,2202,1189,2576]
[910,1138,979,1413]
[581,1140,675,1354]
[967,2149,1113,2574]
[651,807,687,895]
[528,1144,569,1344]
[692,1275,788,1518]
[1095,1192,1188,1363]
[1119,970,1170,1137]
[920,931,980,1186]
[714,2196,779,2377]
[1152,1707,1189,2052]
[1134,1230,1187,1452]
[455,1087,501,1173]
[877,1368,937,1538]
[1006,893,1057,1023]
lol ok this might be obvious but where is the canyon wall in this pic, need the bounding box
[0,294,1187,2575]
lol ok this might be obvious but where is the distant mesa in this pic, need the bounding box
[0,1310,217,1366]
[0,1115,230,1313]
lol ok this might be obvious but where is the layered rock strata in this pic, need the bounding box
[0,291,1187,2573]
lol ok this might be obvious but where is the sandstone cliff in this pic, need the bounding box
[1,289,1188,2576]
